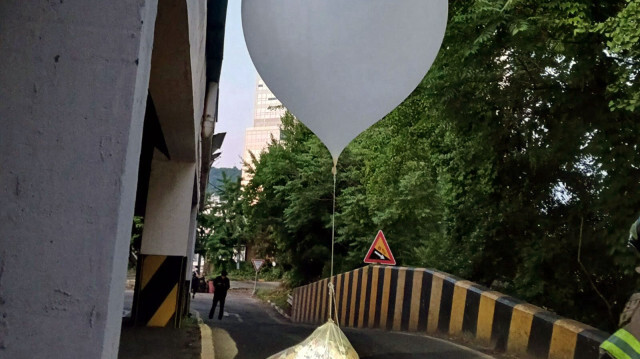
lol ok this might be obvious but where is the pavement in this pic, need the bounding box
[117,281,281,359]
[118,281,494,359]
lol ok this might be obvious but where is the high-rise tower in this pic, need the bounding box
[241,76,286,184]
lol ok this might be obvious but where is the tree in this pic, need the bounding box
[198,173,247,270]
[241,0,640,330]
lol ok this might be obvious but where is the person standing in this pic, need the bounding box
[191,270,199,299]
[209,270,230,320]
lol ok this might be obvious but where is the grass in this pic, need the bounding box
[255,287,292,314]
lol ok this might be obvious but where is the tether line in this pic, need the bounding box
[328,163,338,325]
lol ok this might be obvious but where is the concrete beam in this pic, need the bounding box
[0,1,158,358]
[148,0,207,162]
[140,150,197,256]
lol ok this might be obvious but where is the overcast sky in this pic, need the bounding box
[215,1,257,169]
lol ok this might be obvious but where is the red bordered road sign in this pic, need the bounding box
[252,259,265,271]
[363,230,396,265]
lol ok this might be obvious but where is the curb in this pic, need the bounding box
[191,310,215,359]
[267,300,291,319]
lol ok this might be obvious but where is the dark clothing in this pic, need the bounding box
[212,275,230,296]
[191,273,198,292]
[209,275,230,320]
[209,294,226,320]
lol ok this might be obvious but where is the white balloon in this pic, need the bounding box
[242,0,448,162]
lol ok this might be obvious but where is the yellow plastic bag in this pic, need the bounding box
[267,320,359,359]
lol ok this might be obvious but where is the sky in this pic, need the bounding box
[215,1,257,169]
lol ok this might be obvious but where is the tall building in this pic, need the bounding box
[242,76,286,184]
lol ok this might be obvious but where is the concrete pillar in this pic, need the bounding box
[131,0,208,328]
[134,150,196,327]
[0,1,158,358]
[180,204,199,318]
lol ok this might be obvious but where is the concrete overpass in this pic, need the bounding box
[0,1,228,357]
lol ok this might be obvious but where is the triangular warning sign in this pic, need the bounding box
[364,230,396,265]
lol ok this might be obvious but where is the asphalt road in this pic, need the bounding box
[188,289,494,359]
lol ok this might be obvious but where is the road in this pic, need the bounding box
[187,289,494,359]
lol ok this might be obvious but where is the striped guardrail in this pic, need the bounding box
[291,266,609,359]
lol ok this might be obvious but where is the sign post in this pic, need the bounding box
[363,230,396,265]
[251,259,265,295]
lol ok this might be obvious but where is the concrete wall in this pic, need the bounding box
[292,266,609,359]
[0,0,158,357]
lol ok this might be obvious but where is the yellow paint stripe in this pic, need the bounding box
[379,267,392,329]
[427,274,443,333]
[358,267,369,328]
[408,270,424,331]
[477,291,504,344]
[449,280,473,335]
[200,321,214,357]
[392,268,408,331]
[548,319,581,359]
[140,255,166,291]
[349,269,359,327]
[368,266,380,328]
[507,304,540,354]
[147,283,178,327]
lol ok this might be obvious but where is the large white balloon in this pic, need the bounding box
[242,0,448,162]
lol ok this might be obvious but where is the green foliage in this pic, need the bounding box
[255,287,292,312]
[198,173,247,268]
[227,0,640,331]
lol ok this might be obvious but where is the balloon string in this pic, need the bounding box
[329,163,337,325]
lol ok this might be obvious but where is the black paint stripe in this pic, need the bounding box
[363,267,373,327]
[306,284,312,322]
[437,277,456,333]
[315,280,321,322]
[354,268,363,327]
[575,328,608,359]
[462,286,483,335]
[137,255,183,325]
[311,281,318,323]
[386,268,399,330]
[297,286,303,322]
[374,267,385,328]
[527,311,560,358]
[292,288,298,321]
[345,272,353,326]
[417,271,432,332]
[297,287,303,322]
[491,296,521,351]
[401,270,414,331]
[302,284,309,322]
[325,278,331,322]
[318,279,327,323]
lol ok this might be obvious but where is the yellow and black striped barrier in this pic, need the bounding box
[133,254,187,327]
[292,266,608,359]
